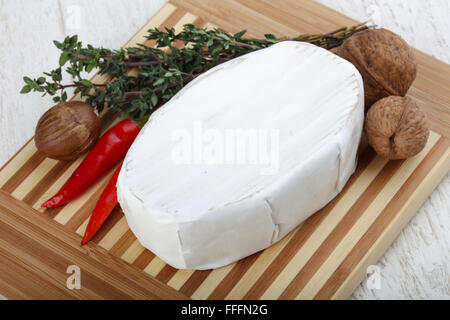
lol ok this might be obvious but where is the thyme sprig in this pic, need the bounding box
[21,23,368,122]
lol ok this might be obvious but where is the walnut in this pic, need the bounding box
[338,28,417,110]
[35,101,101,160]
[365,96,429,159]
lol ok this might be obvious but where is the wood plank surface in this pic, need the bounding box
[0,1,448,300]
[0,190,188,300]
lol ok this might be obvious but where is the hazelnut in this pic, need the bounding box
[365,96,429,160]
[35,101,101,160]
[338,28,417,110]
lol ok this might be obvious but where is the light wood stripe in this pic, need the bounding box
[316,137,450,299]
[191,264,234,300]
[1,152,46,194]
[226,227,298,299]
[22,160,75,206]
[76,217,89,236]
[144,257,167,277]
[121,239,146,264]
[109,229,137,257]
[292,133,441,299]
[208,252,260,300]
[11,158,58,200]
[173,12,198,32]
[97,216,129,250]
[259,155,388,299]
[167,269,196,291]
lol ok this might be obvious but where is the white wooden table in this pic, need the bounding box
[0,0,448,300]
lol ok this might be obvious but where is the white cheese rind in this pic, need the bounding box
[117,41,364,270]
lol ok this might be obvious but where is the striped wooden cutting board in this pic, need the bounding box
[0,1,449,300]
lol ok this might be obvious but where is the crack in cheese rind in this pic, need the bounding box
[117,41,364,270]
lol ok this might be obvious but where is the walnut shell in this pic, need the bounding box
[35,101,101,160]
[365,96,429,159]
[338,28,417,110]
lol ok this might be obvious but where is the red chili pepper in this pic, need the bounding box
[81,164,122,245]
[42,119,140,208]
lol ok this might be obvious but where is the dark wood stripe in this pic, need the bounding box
[22,160,73,206]
[98,109,120,135]
[278,158,405,300]
[91,206,125,244]
[193,17,206,28]
[179,269,213,297]
[109,229,137,257]
[314,137,449,299]
[242,149,376,299]
[1,151,46,194]
[132,249,156,269]
[156,264,179,284]
[208,251,260,300]
[44,205,64,219]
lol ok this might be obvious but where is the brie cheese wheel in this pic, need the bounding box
[117,41,364,270]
